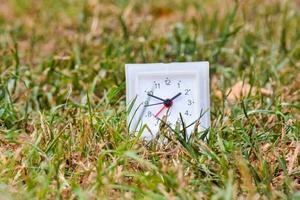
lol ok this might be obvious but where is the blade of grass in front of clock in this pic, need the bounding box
[179,113,187,141]
[133,86,155,134]
[127,95,139,130]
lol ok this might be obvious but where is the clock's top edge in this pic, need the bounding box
[125,62,209,71]
[125,61,209,66]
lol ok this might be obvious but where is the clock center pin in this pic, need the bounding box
[163,99,173,108]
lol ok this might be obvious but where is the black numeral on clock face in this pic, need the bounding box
[154,118,160,126]
[145,90,153,95]
[185,89,191,95]
[165,78,171,85]
[187,100,194,106]
[185,110,191,116]
[154,81,160,89]
[144,100,149,106]
[177,80,181,88]
[145,111,152,118]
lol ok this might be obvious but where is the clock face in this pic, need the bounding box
[126,62,210,140]
[138,73,199,136]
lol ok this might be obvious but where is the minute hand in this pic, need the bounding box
[147,93,166,102]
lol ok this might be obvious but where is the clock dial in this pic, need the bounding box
[136,73,199,138]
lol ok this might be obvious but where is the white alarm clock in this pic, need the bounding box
[125,62,210,140]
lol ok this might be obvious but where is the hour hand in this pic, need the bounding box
[147,93,165,102]
[171,92,182,100]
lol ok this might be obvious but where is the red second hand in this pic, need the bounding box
[153,94,180,118]
[154,105,167,118]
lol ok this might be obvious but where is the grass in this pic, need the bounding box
[0,0,299,199]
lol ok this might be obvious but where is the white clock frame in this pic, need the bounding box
[125,62,210,139]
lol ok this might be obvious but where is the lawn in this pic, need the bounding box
[0,0,299,199]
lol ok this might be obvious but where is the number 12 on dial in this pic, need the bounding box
[125,62,210,140]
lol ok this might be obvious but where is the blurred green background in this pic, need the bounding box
[0,0,299,199]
